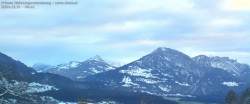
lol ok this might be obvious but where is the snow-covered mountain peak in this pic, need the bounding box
[156,47,169,51]
[32,63,55,73]
[57,61,81,70]
[192,55,211,67]
[84,48,244,99]
[108,62,124,67]
[68,61,81,67]
[120,47,202,78]
[193,55,209,59]
[193,55,250,77]
[88,55,105,62]
[37,56,116,80]
[152,47,177,53]
[151,47,191,59]
[142,47,195,69]
[211,56,237,63]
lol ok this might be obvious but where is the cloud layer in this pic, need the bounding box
[0,0,250,66]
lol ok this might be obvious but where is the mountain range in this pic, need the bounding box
[83,47,250,102]
[1,47,250,103]
[33,55,116,80]
[193,55,250,83]
[0,51,174,104]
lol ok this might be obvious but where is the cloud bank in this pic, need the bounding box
[0,0,249,66]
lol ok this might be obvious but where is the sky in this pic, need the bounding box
[1,0,250,66]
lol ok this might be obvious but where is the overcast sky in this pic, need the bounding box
[1,0,250,66]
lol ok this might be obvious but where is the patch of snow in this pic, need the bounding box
[166,93,194,97]
[121,76,139,87]
[136,61,143,65]
[58,65,68,70]
[136,78,158,84]
[76,76,85,79]
[106,66,115,70]
[222,82,239,87]
[209,57,244,76]
[58,61,80,70]
[175,81,190,86]
[97,65,104,68]
[26,82,59,93]
[119,67,156,78]
[163,73,173,78]
[164,56,170,61]
[69,62,80,68]
[41,96,76,104]
[176,62,185,68]
[59,102,77,104]
[108,62,124,67]
[159,85,171,92]
[88,55,104,62]
[88,101,118,104]
[201,88,206,95]
[90,68,102,73]
[160,47,169,51]
[141,90,158,95]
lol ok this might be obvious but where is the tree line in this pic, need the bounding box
[224,88,250,104]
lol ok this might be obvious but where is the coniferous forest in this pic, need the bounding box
[224,88,250,104]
